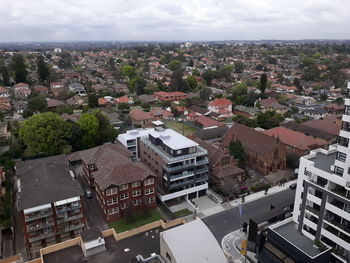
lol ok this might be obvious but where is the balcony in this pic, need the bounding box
[169,179,195,190]
[196,158,209,166]
[27,221,54,232]
[55,203,81,214]
[29,231,55,243]
[329,186,350,201]
[57,213,83,224]
[25,211,53,222]
[169,171,195,181]
[58,223,84,234]
[196,167,209,174]
[305,205,320,216]
[164,162,196,173]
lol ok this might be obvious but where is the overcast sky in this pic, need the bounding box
[0,0,349,42]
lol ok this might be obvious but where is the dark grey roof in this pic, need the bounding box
[138,94,157,103]
[190,105,209,115]
[17,155,83,210]
[80,227,103,243]
[194,126,229,140]
[281,122,334,140]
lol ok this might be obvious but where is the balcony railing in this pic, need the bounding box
[29,231,55,243]
[329,187,350,201]
[305,205,320,216]
[324,217,350,236]
[164,162,196,173]
[196,158,209,166]
[25,211,53,222]
[196,167,209,174]
[55,204,81,214]
[57,214,83,224]
[58,223,84,234]
[27,221,54,232]
[169,179,195,190]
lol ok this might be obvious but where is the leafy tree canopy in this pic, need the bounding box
[19,112,72,156]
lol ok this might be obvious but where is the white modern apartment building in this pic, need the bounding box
[117,128,154,160]
[291,82,350,262]
[139,127,209,202]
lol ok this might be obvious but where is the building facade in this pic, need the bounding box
[69,144,157,222]
[260,82,350,263]
[16,155,85,256]
[139,127,209,202]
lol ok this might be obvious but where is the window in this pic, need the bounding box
[337,136,349,147]
[121,203,127,210]
[334,166,344,176]
[89,164,96,170]
[341,121,350,132]
[107,198,118,205]
[145,188,154,195]
[176,150,182,154]
[120,193,129,200]
[106,187,118,196]
[107,207,119,215]
[144,178,154,186]
[132,181,140,187]
[336,151,347,162]
[120,184,128,190]
[133,199,142,206]
[132,190,141,197]
[166,252,172,262]
[188,147,196,154]
[148,197,155,203]
[345,106,350,115]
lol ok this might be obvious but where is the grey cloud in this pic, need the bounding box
[0,0,349,42]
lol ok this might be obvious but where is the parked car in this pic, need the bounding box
[84,189,93,198]
[289,183,297,190]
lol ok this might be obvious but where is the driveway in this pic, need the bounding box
[72,165,108,230]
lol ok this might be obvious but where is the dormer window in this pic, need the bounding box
[89,164,96,170]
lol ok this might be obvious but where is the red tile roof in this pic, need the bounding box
[14,82,29,88]
[195,115,223,128]
[302,119,340,136]
[209,98,232,107]
[129,109,155,121]
[262,126,320,151]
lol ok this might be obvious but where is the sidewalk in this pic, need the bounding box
[222,230,258,263]
[198,179,297,218]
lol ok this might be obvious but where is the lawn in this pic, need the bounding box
[165,121,199,136]
[108,210,163,233]
[174,208,192,218]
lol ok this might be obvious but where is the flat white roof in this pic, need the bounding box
[118,128,154,141]
[149,128,198,150]
[161,219,228,263]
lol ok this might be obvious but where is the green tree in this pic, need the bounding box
[168,60,182,71]
[141,102,151,112]
[25,95,48,116]
[335,97,344,106]
[293,77,302,93]
[188,59,194,67]
[94,111,117,145]
[259,73,268,94]
[229,140,246,168]
[199,87,212,101]
[202,70,213,86]
[187,75,198,91]
[12,54,27,83]
[256,110,284,129]
[88,93,98,108]
[78,113,99,149]
[121,65,136,79]
[1,66,10,86]
[234,61,244,73]
[19,112,72,156]
[37,55,51,82]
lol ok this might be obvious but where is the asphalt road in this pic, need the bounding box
[202,189,295,242]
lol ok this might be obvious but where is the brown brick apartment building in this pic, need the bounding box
[69,144,157,222]
[16,155,86,255]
